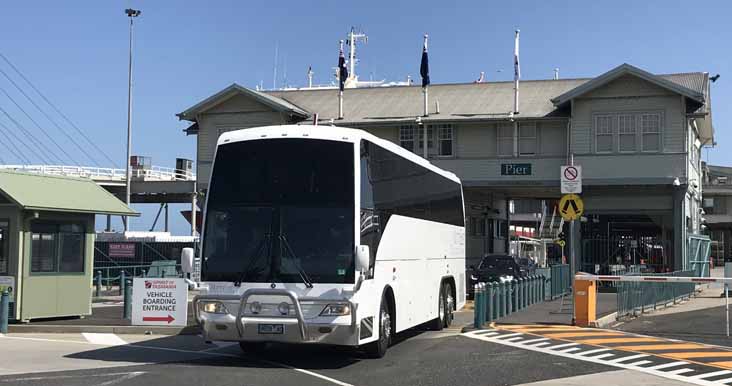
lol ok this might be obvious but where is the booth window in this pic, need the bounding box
[0,220,8,274]
[31,222,85,274]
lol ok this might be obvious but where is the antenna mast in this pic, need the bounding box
[347,27,368,83]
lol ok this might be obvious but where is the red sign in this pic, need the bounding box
[142,315,175,324]
[109,243,136,258]
[563,166,578,181]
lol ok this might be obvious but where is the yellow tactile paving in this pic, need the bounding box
[574,337,662,345]
[543,331,626,339]
[614,344,708,351]
[665,352,732,359]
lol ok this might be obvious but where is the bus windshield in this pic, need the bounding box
[202,138,355,284]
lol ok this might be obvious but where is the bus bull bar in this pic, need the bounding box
[193,288,358,343]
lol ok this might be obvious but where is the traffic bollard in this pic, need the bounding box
[539,275,546,302]
[505,281,512,315]
[522,277,528,307]
[517,278,523,310]
[95,270,102,297]
[119,271,126,296]
[490,282,498,320]
[485,282,494,322]
[497,282,504,318]
[0,290,8,334]
[473,284,480,328]
[528,276,534,305]
[512,279,518,313]
[123,279,133,320]
[481,283,488,325]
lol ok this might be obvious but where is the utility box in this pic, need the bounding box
[0,170,137,321]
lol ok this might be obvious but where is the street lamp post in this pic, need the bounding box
[124,8,141,232]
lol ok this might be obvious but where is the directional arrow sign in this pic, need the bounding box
[132,278,188,327]
[142,315,175,324]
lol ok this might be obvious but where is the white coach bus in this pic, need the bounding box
[193,125,466,358]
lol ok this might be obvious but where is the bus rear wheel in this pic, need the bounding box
[365,296,392,358]
[443,282,454,328]
[429,284,447,331]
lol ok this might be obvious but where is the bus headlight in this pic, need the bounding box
[277,302,291,315]
[320,303,351,316]
[250,301,262,314]
[200,301,229,314]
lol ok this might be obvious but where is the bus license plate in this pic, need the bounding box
[258,324,284,334]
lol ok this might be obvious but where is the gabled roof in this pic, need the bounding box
[177,83,309,121]
[551,63,705,106]
[0,171,138,216]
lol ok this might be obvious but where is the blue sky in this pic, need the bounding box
[0,0,729,235]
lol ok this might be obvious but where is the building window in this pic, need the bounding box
[436,125,453,156]
[468,217,477,236]
[30,222,85,274]
[518,122,537,156]
[417,127,434,151]
[399,125,415,152]
[0,220,7,274]
[618,114,636,152]
[641,113,661,152]
[595,115,614,153]
[718,177,728,185]
[497,122,514,157]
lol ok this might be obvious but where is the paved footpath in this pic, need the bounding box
[0,318,698,386]
[466,323,732,385]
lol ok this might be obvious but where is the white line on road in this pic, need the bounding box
[557,347,582,353]
[647,361,689,370]
[665,368,694,375]
[592,353,615,360]
[690,370,732,379]
[98,372,146,385]
[82,333,128,346]
[503,336,526,342]
[519,338,550,345]
[626,360,652,367]
[495,333,523,340]
[576,348,611,356]
[1,371,146,383]
[608,354,649,363]
[545,343,578,350]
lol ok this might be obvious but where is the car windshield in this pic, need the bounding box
[479,257,515,272]
[201,138,355,284]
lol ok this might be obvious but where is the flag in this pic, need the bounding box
[338,45,348,91]
[514,30,520,81]
[420,36,430,87]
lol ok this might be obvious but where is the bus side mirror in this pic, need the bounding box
[181,247,194,275]
[356,245,370,273]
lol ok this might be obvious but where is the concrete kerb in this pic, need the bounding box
[7,324,201,335]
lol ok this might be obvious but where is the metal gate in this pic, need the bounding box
[688,234,711,277]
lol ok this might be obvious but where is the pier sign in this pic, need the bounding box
[132,278,188,326]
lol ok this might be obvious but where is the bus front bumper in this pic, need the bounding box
[193,289,359,346]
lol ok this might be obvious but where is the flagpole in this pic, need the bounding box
[421,34,429,158]
[338,39,344,120]
[513,29,520,114]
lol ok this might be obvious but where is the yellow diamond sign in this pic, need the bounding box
[559,194,584,221]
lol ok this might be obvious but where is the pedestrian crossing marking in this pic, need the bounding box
[497,324,579,330]
[543,331,625,339]
[574,337,661,344]
[465,324,732,386]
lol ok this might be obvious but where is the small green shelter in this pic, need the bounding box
[0,170,137,321]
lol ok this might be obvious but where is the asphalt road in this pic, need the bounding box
[0,322,616,386]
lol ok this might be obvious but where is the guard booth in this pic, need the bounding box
[0,170,137,321]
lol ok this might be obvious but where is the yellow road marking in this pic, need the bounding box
[575,337,661,344]
[498,325,579,330]
[544,331,626,339]
[614,344,707,351]
[511,327,587,333]
[708,361,732,368]
[666,352,732,359]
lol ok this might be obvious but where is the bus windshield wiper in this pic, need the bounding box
[280,234,314,288]
[235,233,272,286]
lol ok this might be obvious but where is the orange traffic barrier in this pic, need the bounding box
[574,278,596,327]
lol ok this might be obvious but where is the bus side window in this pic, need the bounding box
[360,141,379,274]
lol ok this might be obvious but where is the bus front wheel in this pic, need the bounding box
[365,296,392,358]
[429,283,448,330]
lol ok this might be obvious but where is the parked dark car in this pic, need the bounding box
[467,255,535,298]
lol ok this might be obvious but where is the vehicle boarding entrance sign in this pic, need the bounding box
[561,165,582,194]
[132,278,188,326]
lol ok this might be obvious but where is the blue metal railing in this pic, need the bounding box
[616,270,696,318]
[93,262,182,296]
[473,274,547,328]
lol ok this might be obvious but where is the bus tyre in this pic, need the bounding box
[365,297,392,358]
[239,341,267,354]
[429,284,447,331]
[443,282,454,328]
